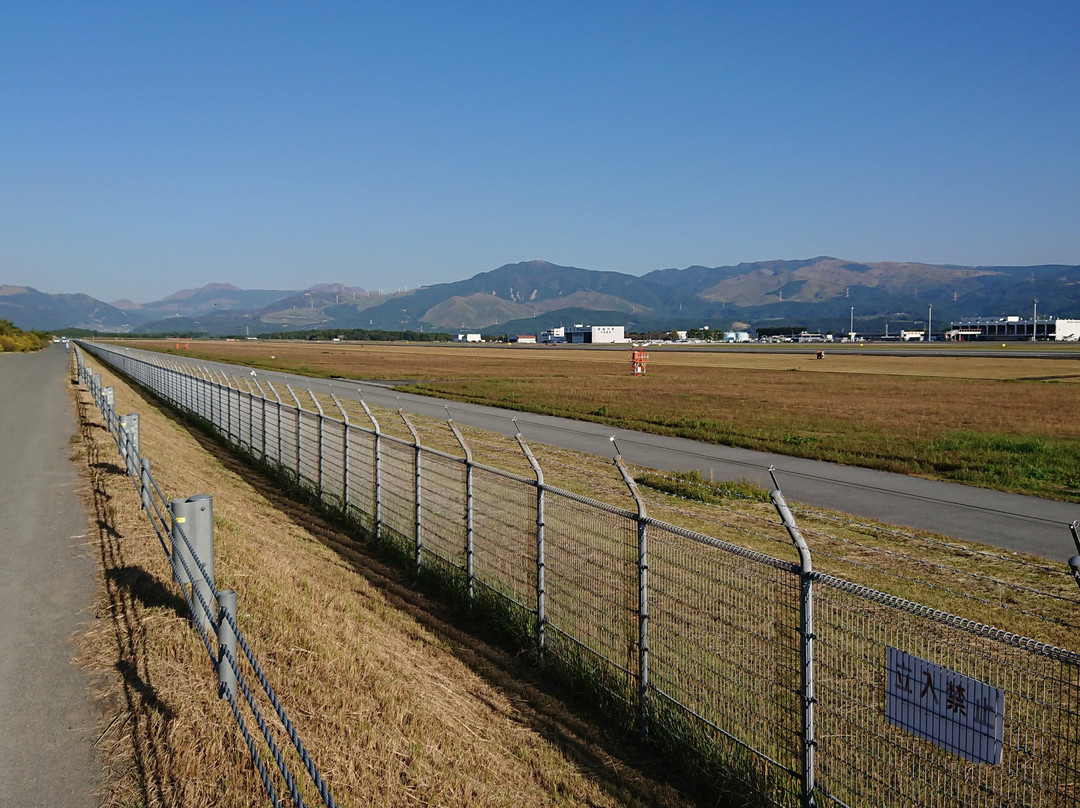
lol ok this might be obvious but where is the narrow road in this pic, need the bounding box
[0,345,100,806]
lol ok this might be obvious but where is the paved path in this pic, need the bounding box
[0,346,100,807]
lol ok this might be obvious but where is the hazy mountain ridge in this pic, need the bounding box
[5,257,1079,336]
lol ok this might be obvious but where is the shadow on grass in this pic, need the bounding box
[76,391,184,808]
[89,360,770,807]
[105,564,189,619]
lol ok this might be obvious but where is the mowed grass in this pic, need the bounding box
[118,339,1080,501]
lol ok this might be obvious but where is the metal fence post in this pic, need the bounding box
[1068,521,1080,594]
[245,375,256,451]
[358,392,382,547]
[217,590,237,699]
[447,414,475,604]
[308,390,325,499]
[266,381,283,468]
[770,475,816,808]
[236,379,245,447]
[205,366,215,426]
[399,408,423,577]
[286,386,303,482]
[516,424,546,652]
[331,394,350,513]
[224,372,235,445]
[613,440,649,740]
[253,377,267,460]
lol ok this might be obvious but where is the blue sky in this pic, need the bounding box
[3,2,1077,303]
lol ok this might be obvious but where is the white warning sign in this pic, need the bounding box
[885,646,1004,765]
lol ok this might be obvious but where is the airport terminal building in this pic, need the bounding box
[946,315,1080,341]
[563,324,628,344]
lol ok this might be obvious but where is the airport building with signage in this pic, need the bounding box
[945,316,1080,341]
[563,324,628,344]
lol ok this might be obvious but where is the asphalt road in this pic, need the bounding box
[0,345,99,806]
[106,345,1080,563]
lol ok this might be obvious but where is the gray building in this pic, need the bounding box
[945,315,1080,341]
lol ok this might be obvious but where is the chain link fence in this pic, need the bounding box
[79,341,1080,808]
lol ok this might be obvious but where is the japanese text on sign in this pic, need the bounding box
[885,646,1004,765]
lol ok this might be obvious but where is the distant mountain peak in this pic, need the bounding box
[307,283,369,295]
[160,283,241,302]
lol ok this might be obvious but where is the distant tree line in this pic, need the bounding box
[266,328,454,342]
[0,319,51,353]
[755,326,808,337]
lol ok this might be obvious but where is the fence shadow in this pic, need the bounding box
[104,565,189,619]
[119,380,702,807]
[77,391,185,808]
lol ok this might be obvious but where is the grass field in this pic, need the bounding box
[120,339,1080,501]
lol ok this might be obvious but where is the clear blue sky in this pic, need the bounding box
[3,1,1077,303]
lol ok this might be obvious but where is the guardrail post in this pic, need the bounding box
[612,438,649,740]
[170,494,216,637]
[102,385,115,434]
[217,590,238,699]
[447,413,475,605]
[399,408,423,578]
[770,470,816,808]
[120,413,140,477]
[516,422,546,652]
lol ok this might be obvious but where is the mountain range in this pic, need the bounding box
[4,257,1079,337]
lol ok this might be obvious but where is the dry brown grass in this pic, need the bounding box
[71,360,696,807]
[114,339,1080,499]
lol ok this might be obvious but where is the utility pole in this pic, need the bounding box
[1032,299,1038,341]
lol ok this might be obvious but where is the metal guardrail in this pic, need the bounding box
[76,341,1080,808]
[75,347,337,808]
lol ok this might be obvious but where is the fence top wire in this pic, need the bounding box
[788,506,1080,648]
[816,571,1080,665]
